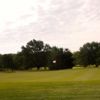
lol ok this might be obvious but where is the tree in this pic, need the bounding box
[13,52,24,70]
[62,49,74,69]
[48,46,63,70]
[49,47,74,70]
[73,51,81,66]
[79,42,100,67]
[26,39,44,53]
[33,52,48,70]
[21,46,35,70]
[44,44,51,52]
[21,39,49,70]
[2,54,15,71]
[0,54,3,71]
[95,48,100,67]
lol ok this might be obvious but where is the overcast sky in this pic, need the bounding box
[0,0,100,54]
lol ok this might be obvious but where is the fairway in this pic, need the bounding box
[0,68,100,100]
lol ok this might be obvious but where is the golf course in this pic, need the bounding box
[0,67,100,100]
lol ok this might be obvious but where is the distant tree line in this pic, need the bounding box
[0,39,74,71]
[0,39,100,71]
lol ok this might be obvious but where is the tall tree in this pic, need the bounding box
[13,52,24,70]
[2,54,15,71]
[26,39,44,53]
[21,39,49,70]
[49,47,74,70]
[73,51,81,66]
[79,42,100,67]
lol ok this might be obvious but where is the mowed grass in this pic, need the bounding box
[0,68,100,100]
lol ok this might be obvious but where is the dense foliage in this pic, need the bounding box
[73,42,100,67]
[0,40,100,71]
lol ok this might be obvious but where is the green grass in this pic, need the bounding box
[0,68,100,100]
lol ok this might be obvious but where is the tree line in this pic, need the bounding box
[0,39,100,71]
[73,42,100,67]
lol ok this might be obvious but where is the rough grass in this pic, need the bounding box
[0,68,100,100]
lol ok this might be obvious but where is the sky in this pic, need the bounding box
[0,0,100,54]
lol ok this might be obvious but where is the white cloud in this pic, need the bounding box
[0,0,100,53]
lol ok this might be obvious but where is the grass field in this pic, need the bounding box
[0,68,100,100]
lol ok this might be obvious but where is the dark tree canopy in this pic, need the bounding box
[26,39,44,53]
[73,51,81,65]
[21,39,50,70]
[19,39,74,70]
[79,42,100,67]
[1,54,14,71]
[1,39,100,71]
[49,48,74,70]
